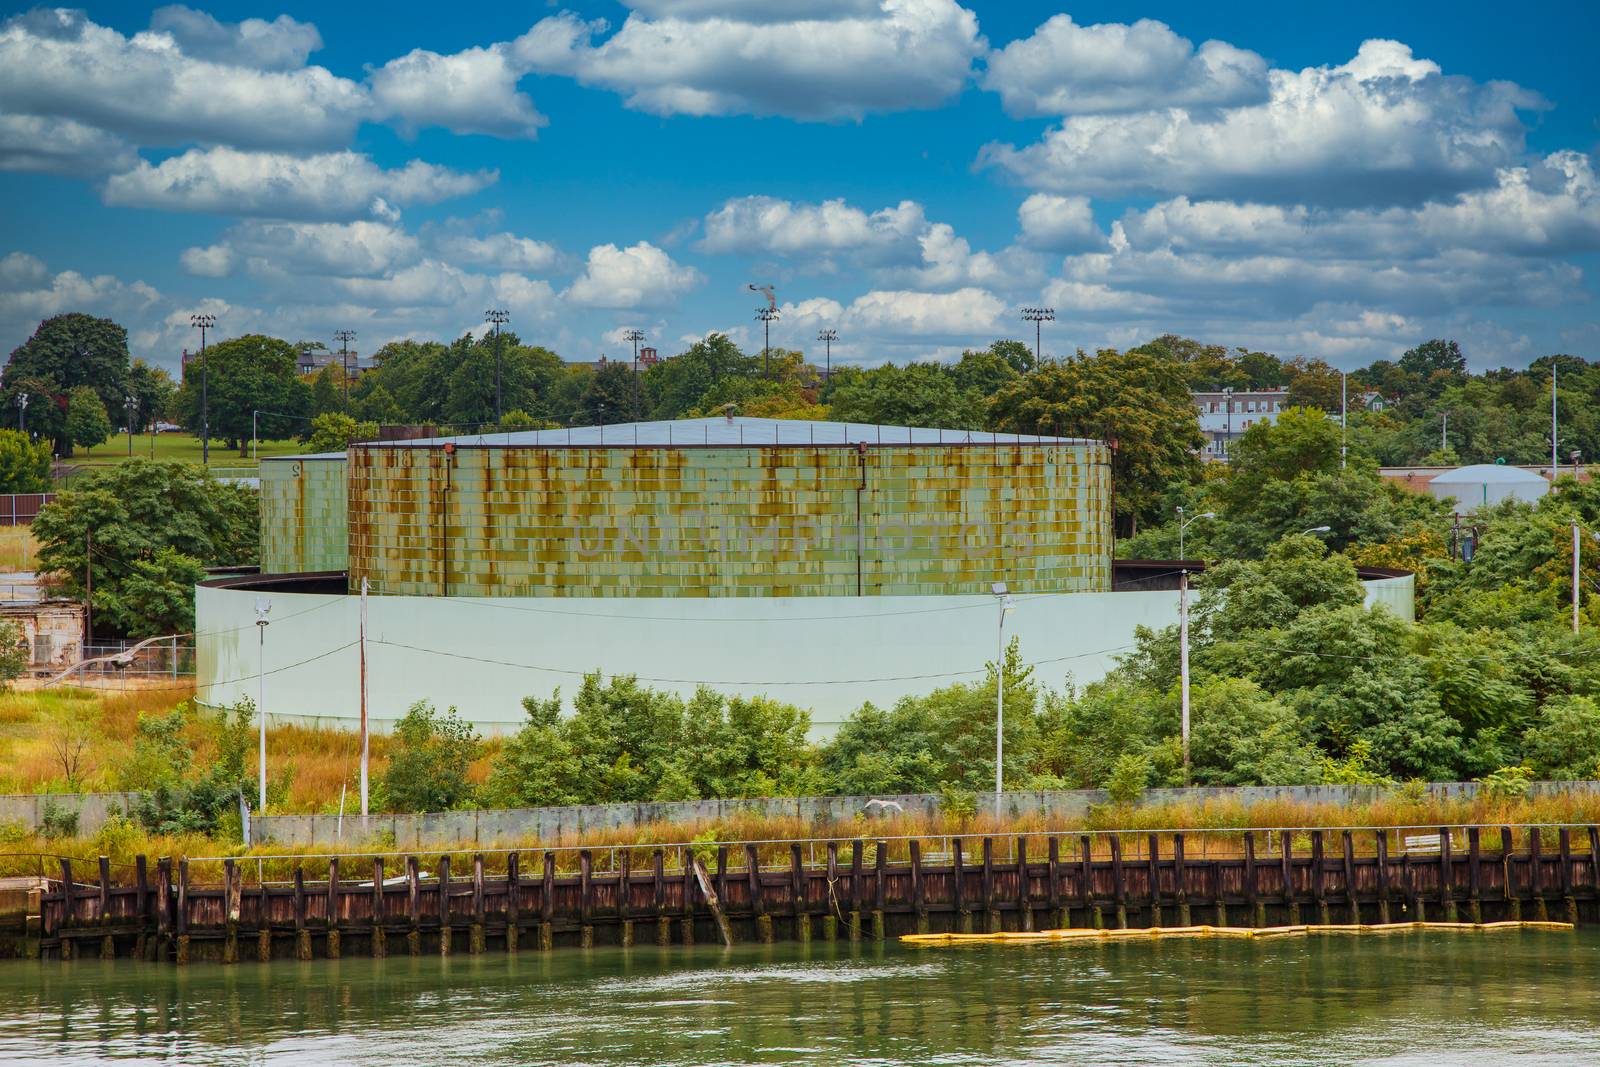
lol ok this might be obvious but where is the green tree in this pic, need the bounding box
[643,334,758,418]
[126,360,175,433]
[175,334,310,454]
[0,428,51,492]
[64,385,112,453]
[305,412,378,453]
[379,702,481,812]
[2,313,130,449]
[579,362,646,425]
[32,461,257,636]
[309,364,342,417]
[989,348,1204,534]
[829,363,982,428]
[1188,678,1319,786]
[1521,695,1600,779]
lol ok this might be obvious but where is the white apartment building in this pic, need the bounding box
[1192,386,1383,460]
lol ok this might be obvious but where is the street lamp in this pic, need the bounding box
[1176,507,1216,560]
[190,313,216,465]
[1300,526,1332,536]
[485,309,510,424]
[254,597,271,814]
[990,581,1014,809]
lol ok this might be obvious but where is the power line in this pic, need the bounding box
[367,638,1135,687]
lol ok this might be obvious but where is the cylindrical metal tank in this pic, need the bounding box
[342,429,1112,598]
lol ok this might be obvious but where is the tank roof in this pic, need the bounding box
[359,416,1097,449]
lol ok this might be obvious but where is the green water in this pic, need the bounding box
[2,932,1598,1065]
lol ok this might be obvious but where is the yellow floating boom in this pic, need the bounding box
[900,921,1575,947]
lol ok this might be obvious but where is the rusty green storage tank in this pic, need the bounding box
[260,452,349,574]
[342,418,1112,598]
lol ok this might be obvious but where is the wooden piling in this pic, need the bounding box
[1439,827,1456,921]
[506,852,521,952]
[545,851,558,950]
[873,840,887,939]
[175,859,190,965]
[370,856,385,958]
[1529,828,1548,921]
[1145,834,1160,928]
[1048,837,1066,929]
[1375,831,1391,925]
[952,838,970,932]
[1243,832,1260,927]
[1079,834,1099,929]
[1280,831,1298,925]
[407,855,422,955]
[909,841,927,933]
[1173,833,1190,927]
[293,866,311,961]
[325,858,341,959]
[1311,831,1329,925]
[222,858,238,964]
[678,847,695,945]
[790,844,809,942]
[438,855,452,956]
[1341,832,1358,924]
[849,840,864,940]
[134,855,149,959]
[981,838,999,932]
[1109,834,1127,929]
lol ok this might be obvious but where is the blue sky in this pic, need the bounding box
[1,1,1596,375]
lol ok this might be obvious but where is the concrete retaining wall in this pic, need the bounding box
[0,793,140,835]
[248,780,1600,849]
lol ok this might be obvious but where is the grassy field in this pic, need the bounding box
[60,432,309,471]
[0,528,37,573]
[0,686,497,809]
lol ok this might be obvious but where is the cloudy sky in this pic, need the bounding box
[1,0,1596,374]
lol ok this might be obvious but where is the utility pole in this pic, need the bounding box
[1020,307,1055,366]
[255,598,271,813]
[991,582,1013,809]
[190,314,216,466]
[1223,387,1233,460]
[1180,568,1191,781]
[1340,371,1347,470]
[1574,522,1582,635]
[1552,362,1560,481]
[359,576,370,817]
[485,309,510,424]
[817,328,838,382]
[84,527,92,648]
[1442,412,1448,454]
[125,394,136,456]
[334,329,356,410]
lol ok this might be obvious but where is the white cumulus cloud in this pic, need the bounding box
[984,15,1268,116]
[979,39,1542,207]
[523,0,984,121]
[565,241,702,308]
[433,231,560,272]
[0,8,368,153]
[102,148,496,220]
[1017,194,1104,251]
[147,5,322,71]
[842,287,1005,336]
[369,43,548,139]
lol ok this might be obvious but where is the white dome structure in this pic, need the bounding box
[1428,464,1549,508]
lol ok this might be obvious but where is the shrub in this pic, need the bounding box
[1105,753,1150,807]
[379,702,481,813]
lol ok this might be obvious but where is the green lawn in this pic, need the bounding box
[59,433,309,473]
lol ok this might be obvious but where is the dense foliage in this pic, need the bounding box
[33,461,258,636]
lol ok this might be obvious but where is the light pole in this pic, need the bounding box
[254,597,271,813]
[1180,566,1191,781]
[1176,507,1216,560]
[1222,387,1233,460]
[16,393,27,437]
[1340,371,1348,470]
[190,313,216,465]
[485,309,510,423]
[1575,522,1582,635]
[755,306,779,379]
[990,581,1014,809]
[125,394,136,456]
[1020,307,1054,367]
[334,329,356,410]
[817,328,838,382]
[623,328,645,418]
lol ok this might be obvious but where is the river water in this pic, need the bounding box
[1,931,1597,1065]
